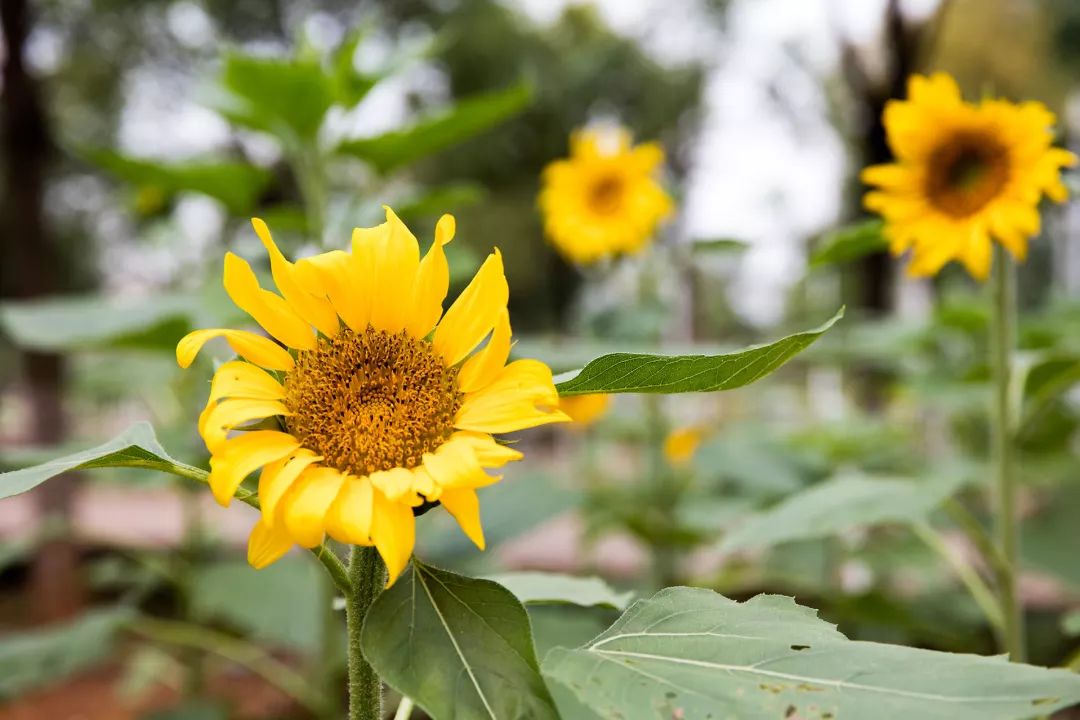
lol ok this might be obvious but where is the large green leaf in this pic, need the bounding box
[543,588,1080,719]
[0,422,206,501]
[81,149,271,214]
[719,472,971,554]
[0,608,133,698]
[484,572,633,610]
[555,309,843,395]
[335,82,532,174]
[209,53,335,141]
[361,560,559,720]
[0,293,198,352]
[810,219,887,268]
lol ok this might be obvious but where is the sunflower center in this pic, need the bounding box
[283,327,462,476]
[925,133,1010,217]
[587,174,625,215]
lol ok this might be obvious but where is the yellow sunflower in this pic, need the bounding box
[862,72,1076,280]
[539,127,673,265]
[177,208,569,584]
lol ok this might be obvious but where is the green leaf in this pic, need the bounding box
[361,560,559,720]
[209,53,334,141]
[719,472,971,554]
[0,293,198,352]
[0,422,205,501]
[142,700,229,720]
[542,588,1080,720]
[810,220,887,268]
[0,608,133,698]
[80,149,271,215]
[555,308,843,395]
[691,237,750,253]
[335,82,532,174]
[1063,610,1080,638]
[484,572,633,610]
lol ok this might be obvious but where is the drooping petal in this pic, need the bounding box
[368,207,420,334]
[259,449,322,525]
[370,467,420,505]
[207,361,285,404]
[247,518,295,569]
[420,439,498,493]
[279,466,345,548]
[176,329,294,371]
[449,431,523,468]
[455,359,570,433]
[207,431,300,506]
[370,491,415,586]
[200,398,290,454]
[432,249,508,366]
[456,308,511,393]
[252,218,340,337]
[439,488,485,550]
[223,253,316,350]
[325,475,375,546]
[405,214,455,339]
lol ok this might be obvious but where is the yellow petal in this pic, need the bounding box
[207,431,300,506]
[223,253,316,350]
[176,329,294,371]
[449,431,523,468]
[259,449,322,525]
[559,393,611,427]
[298,250,369,333]
[252,218,340,337]
[207,361,285,403]
[370,467,420,505]
[280,466,345,548]
[368,207,420,334]
[247,518,295,569]
[440,488,485,550]
[457,309,511,393]
[664,426,704,468]
[325,475,375,546]
[421,439,497,492]
[433,249,508,366]
[455,359,570,433]
[406,214,455,338]
[200,398,290,454]
[370,491,415,586]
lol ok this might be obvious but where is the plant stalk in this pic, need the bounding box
[346,545,386,720]
[990,245,1024,662]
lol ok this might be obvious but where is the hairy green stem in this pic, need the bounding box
[990,246,1024,662]
[347,545,386,720]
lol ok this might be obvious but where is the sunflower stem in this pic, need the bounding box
[990,244,1024,662]
[346,545,386,720]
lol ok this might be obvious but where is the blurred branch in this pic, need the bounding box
[910,523,1004,631]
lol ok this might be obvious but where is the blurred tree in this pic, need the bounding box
[387,0,707,329]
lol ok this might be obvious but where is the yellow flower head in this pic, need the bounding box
[177,208,569,584]
[539,126,673,265]
[663,425,704,468]
[559,393,612,428]
[862,72,1076,280]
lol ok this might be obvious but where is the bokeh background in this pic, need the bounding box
[2,0,1080,718]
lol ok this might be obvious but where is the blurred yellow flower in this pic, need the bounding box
[177,208,568,585]
[559,393,612,428]
[539,127,673,265]
[663,426,704,468]
[862,72,1076,280]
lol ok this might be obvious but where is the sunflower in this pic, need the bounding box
[559,393,611,428]
[177,208,569,584]
[862,72,1076,280]
[663,425,704,468]
[539,127,673,265]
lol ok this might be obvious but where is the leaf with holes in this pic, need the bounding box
[555,309,843,395]
[542,588,1080,720]
[0,422,206,501]
[361,560,559,720]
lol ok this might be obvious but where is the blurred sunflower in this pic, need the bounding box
[663,426,704,468]
[539,127,673,265]
[560,393,611,428]
[862,72,1076,280]
[177,208,569,584]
